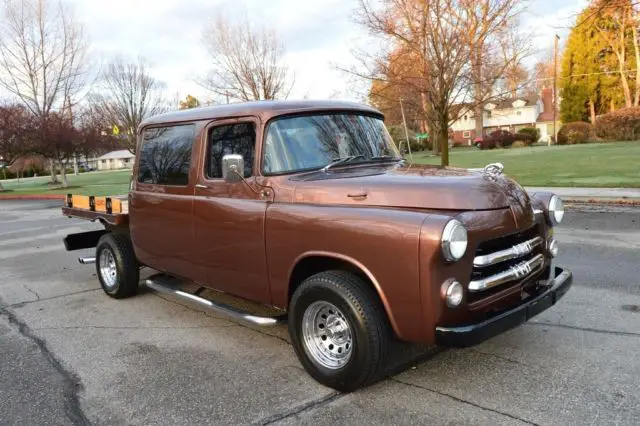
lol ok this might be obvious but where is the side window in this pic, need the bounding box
[207,123,256,179]
[138,124,196,185]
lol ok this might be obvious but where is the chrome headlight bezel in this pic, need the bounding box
[441,219,468,262]
[548,195,564,225]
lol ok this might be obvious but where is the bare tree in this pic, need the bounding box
[89,56,168,153]
[350,0,529,166]
[0,0,90,182]
[0,0,89,117]
[463,1,529,140]
[588,0,638,107]
[199,11,293,102]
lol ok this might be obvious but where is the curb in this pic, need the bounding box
[565,198,640,206]
[0,194,65,201]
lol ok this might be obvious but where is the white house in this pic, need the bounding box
[450,88,556,145]
[96,150,135,170]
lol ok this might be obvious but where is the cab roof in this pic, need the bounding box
[139,99,383,130]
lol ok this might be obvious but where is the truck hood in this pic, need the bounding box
[290,163,531,212]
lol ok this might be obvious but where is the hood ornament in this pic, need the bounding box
[483,163,504,179]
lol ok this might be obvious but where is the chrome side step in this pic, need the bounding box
[145,275,286,327]
[78,257,96,264]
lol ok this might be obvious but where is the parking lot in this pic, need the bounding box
[1,199,639,425]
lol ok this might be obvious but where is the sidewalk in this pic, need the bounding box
[526,187,640,204]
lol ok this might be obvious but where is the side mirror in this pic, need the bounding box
[222,154,244,183]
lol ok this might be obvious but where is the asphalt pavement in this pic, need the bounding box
[0,199,639,425]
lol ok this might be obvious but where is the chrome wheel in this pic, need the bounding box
[99,248,117,289]
[302,301,353,369]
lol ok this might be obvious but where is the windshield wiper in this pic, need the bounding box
[369,155,403,161]
[322,155,364,172]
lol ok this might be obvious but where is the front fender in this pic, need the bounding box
[266,203,429,342]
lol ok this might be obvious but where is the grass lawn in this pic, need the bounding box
[411,142,640,188]
[0,169,131,196]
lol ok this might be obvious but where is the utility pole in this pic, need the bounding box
[552,34,560,147]
[400,98,413,161]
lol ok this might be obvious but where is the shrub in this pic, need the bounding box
[594,107,640,141]
[511,141,528,148]
[557,122,592,145]
[516,127,540,143]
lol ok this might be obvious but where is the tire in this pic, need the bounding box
[95,233,139,299]
[288,271,391,392]
[476,142,482,149]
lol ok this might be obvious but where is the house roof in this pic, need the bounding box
[97,150,135,160]
[487,95,539,110]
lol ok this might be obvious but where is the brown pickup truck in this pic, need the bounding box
[62,100,572,391]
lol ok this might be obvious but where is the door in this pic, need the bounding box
[130,123,199,280]
[192,118,272,304]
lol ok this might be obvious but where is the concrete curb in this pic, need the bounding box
[0,194,65,201]
[564,198,640,206]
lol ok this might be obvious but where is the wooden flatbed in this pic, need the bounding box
[62,194,129,227]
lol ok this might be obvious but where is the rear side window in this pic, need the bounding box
[138,124,196,185]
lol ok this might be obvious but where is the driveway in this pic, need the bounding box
[1,200,639,425]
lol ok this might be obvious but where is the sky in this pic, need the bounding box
[7,0,590,104]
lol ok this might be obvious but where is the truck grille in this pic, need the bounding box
[469,226,544,302]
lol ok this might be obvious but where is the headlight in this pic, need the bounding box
[549,195,564,225]
[442,219,468,261]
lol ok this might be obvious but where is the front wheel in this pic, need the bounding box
[288,271,391,392]
[96,233,139,299]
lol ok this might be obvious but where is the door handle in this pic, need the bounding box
[195,184,207,189]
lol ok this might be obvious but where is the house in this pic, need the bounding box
[96,150,135,170]
[450,88,556,145]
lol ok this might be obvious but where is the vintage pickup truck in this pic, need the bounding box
[62,100,572,391]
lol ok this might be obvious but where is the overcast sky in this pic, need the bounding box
[11,0,590,104]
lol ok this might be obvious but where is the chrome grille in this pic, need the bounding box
[469,226,544,298]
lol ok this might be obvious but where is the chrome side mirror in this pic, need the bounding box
[222,154,244,183]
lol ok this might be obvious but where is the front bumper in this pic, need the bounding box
[435,266,572,347]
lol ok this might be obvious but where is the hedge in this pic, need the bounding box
[517,127,540,143]
[557,122,592,145]
[594,107,640,141]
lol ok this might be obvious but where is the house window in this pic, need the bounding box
[101,160,106,164]
[487,111,492,118]
[517,111,522,116]
[463,131,471,138]
[463,115,468,120]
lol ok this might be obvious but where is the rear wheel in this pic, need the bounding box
[476,142,482,149]
[96,233,139,299]
[289,271,391,392]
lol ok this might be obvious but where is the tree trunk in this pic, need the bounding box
[632,14,640,106]
[473,46,484,141]
[619,62,633,108]
[49,160,59,184]
[439,119,449,167]
[60,162,69,188]
[589,99,596,124]
[611,99,616,112]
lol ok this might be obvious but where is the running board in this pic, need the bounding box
[145,275,286,327]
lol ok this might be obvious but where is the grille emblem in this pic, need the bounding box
[511,262,533,278]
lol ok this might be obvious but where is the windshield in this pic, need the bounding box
[263,113,400,175]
